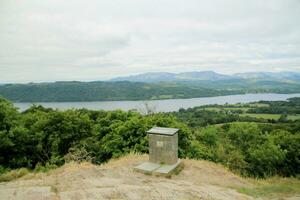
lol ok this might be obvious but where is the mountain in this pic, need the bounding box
[234,71,300,81]
[111,71,300,83]
[110,71,234,82]
[175,71,233,81]
[1,71,300,102]
[111,72,175,82]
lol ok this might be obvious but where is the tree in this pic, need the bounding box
[270,130,300,176]
[0,97,19,132]
[0,97,20,167]
[227,123,263,153]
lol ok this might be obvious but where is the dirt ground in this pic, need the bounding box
[0,154,297,200]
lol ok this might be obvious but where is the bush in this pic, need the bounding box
[248,141,286,177]
[64,147,93,163]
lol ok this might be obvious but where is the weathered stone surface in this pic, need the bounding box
[153,159,182,177]
[146,127,179,136]
[148,132,178,165]
[133,162,160,175]
[133,160,183,177]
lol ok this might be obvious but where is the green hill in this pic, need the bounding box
[1,79,300,102]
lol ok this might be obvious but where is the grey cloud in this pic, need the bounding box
[0,0,299,83]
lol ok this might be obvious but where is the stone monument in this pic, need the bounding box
[134,127,183,176]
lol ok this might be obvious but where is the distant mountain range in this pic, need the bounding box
[110,71,300,82]
[1,71,300,102]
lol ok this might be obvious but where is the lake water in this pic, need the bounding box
[14,93,300,113]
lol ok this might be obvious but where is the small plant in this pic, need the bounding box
[34,163,57,173]
[64,147,93,163]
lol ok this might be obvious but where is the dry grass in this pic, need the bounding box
[1,154,299,200]
[0,168,30,182]
[178,158,251,188]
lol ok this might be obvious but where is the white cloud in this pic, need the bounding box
[0,0,300,83]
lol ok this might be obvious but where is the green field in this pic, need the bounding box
[248,103,270,107]
[204,107,250,112]
[240,113,300,120]
[240,113,281,120]
[202,104,300,121]
[287,115,300,120]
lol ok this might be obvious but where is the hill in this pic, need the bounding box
[111,71,300,83]
[1,77,300,102]
[1,154,299,200]
[111,71,234,82]
[0,81,242,102]
[234,71,300,82]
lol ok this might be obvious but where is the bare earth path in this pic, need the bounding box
[0,155,296,200]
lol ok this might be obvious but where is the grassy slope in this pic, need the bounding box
[236,177,300,199]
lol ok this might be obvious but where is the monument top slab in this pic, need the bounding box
[146,127,179,136]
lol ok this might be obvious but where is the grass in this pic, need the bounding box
[249,103,270,107]
[0,168,30,182]
[240,113,300,120]
[240,113,281,120]
[204,107,249,112]
[235,177,300,198]
[287,115,300,120]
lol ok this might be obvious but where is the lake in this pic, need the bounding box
[14,93,300,113]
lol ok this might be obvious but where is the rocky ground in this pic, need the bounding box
[0,154,299,200]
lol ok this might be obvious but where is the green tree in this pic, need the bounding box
[0,97,20,167]
[270,130,300,176]
[227,123,264,153]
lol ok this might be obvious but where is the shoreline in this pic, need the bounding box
[13,93,300,112]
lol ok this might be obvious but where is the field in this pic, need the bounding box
[202,103,300,121]
[287,115,300,120]
[204,107,250,112]
[240,113,282,120]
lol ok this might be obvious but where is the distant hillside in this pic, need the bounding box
[111,71,300,82]
[111,71,234,82]
[1,71,300,102]
[0,78,300,102]
[175,71,234,81]
[0,81,243,102]
[234,71,300,82]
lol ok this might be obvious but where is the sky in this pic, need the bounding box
[0,0,300,83]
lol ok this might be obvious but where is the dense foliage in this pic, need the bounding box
[1,79,300,102]
[173,99,300,177]
[0,96,299,179]
[0,97,192,170]
[247,97,300,114]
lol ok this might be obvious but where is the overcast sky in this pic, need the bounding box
[1,0,300,83]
